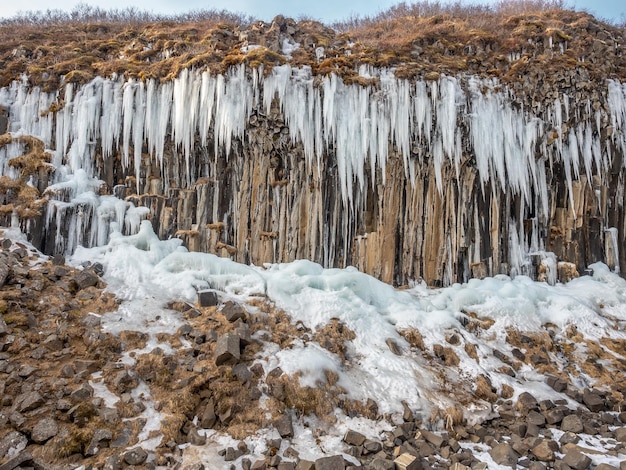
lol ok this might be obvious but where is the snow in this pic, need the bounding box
[68,222,626,446]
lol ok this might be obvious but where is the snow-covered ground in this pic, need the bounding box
[64,220,626,468]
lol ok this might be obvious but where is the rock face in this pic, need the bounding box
[1,56,626,286]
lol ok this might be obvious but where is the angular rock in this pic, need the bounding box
[546,376,568,393]
[0,451,33,470]
[278,463,296,470]
[363,439,382,453]
[224,447,243,461]
[0,261,8,289]
[31,418,58,444]
[531,440,558,461]
[562,449,592,470]
[215,333,241,365]
[274,414,294,438]
[86,429,113,456]
[70,383,94,402]
[75,269,99,290]
[420,429,444,448]
[615,427,626,442]
[188,427,207,446]
[544,408,564,425]
[369,458,395,470]
[561,415,584,433]
[233,363,253,383]
[0,432,28,460]
[489,443,519,467]
[314,455,345,469]
[296,461,315,470]
[582,390,605,412]
[103,455,122,470]
[112,369,137,393]
[0,317,7,337]
[221,301,247,322]
[19,391,44,412]
[201,400,217,429]
[344,429,366,446]
[123,447,148,465]
[198,289,218,307]
[394,452,422,470]
[251,461,267,470]
[517,392,538,413]
[595,465,619,470]
[527,410,546,426]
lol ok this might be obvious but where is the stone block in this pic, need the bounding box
[215,333,241,366]
[394,452,422,470]
[198,290,218,307]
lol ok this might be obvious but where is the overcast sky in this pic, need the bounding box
[0,0,624,24]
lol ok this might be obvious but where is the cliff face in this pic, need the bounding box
[0,10,625,286]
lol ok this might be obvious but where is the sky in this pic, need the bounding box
[0,0,624,24]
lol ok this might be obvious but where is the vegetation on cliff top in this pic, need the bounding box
[0,0,624,90]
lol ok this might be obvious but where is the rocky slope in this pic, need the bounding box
[1,227,626,470]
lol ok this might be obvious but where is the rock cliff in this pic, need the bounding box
[0,7,625,286]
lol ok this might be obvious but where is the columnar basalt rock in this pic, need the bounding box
[0,20,625,286]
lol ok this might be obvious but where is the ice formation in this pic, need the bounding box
[1,65,625,283]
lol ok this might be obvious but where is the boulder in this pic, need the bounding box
[489,443,519,467]
[343,429,366,446]
[531,440,558,461]
[75,269,99,290]
[582,390,605,412]
[274,414,294,438]
[561,415,584,433]
[314,455,345,469]
[86,429,113,456]
[562,449,592,470]
[18,391,44,412]
[517,392,539,413]
[0,432,28,460]
[215,333,241,365]
[221,301,247,322]
[31,418,58,444]
[197,290,218,307]
[123,448,148,465]
[394,452,422,470]
[188,427,207,446]
[615,427,626,442]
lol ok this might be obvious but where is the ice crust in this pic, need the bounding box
[71,221,626,420]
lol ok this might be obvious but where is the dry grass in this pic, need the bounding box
[0,1,623,89]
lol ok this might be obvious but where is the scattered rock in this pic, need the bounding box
[221,301,247,322]
[188,427,207,446]
[562,448,592,470]
[582,389,605,412]
[531,440,558,461]
[123,447,148,465]
[394,452,421,470]
[86,428,113,456]
[274,414,294,438]
[30,417,58,443]
[198,289,219,307]
[314,455,345,469]
[0,432,28,459]
[215,333,241,365]
[561,415,584,433]
[18,391,44,412]
[75,269,99,290]
[344,429,366,446]
[489,443,519,467]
